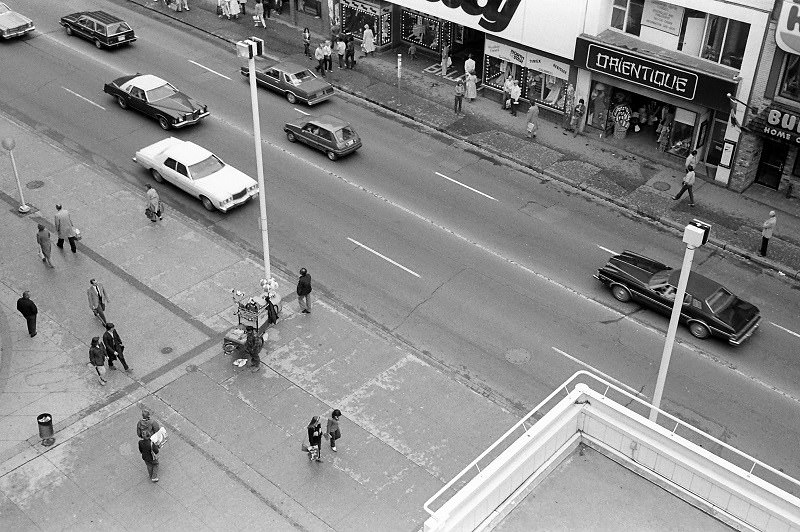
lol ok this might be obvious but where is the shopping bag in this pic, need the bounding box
[73,228,82,241]
[37,248,45,260]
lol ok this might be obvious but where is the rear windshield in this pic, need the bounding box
[188,155,225,179]
[287,70,316,85]
[106,22,132,35]
[706,287,736,315]
[334,127,357,142]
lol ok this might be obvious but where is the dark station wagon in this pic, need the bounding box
[241,61,334,105]
[284,115,361,161]
[60,11,136,49]
[595,251,761,346]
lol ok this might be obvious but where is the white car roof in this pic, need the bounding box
[122,74,167,92]
[166,140,215,166]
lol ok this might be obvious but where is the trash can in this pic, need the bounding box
[37,413,55,446]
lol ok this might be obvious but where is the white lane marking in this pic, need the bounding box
[435,172,498,201]
[62,87,106,110]
[771,322,800,339]
[347,237,421,278]
[597,244,617,255]
[551,347,647,398]
[294,108,311,115]
[188,60,232,80]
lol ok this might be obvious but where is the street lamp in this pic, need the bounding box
[1,137,31,214]
[237,37,271,281]
[649,220,710,422]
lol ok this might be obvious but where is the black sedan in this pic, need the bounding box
[595,251,761,345]
[60,11,135,49]
[284,115,361,161]
[103,74,209,130]
[241,61,334,105]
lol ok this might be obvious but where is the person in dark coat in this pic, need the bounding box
[244,326,263,372]
[297,268,312,314]
[103,322,130,372]
[16,291,38,337]
[89,337,107,385]
[307,415,323,462]
[326,409,341,452]
[137,409,161,438]
[138,433,160,482]
[36,224,54,268]
[345,35,356,69]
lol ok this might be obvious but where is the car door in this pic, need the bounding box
[316,127,335,153]
[258,68,281,92]
[162,157,194,195]
[75,16,93,40]
[127,86,149,115]
[299,123,321,150]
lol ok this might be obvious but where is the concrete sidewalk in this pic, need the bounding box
[0,110,519,530]
[122,0,800,278]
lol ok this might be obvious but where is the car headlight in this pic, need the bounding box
[220,196,233,206]
[247,184,258,193]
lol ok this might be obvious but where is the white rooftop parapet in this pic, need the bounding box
[423,371,800,532]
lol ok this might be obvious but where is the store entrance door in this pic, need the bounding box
[756,141,787,189]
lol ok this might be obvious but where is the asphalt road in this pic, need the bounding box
[4,0,800,487]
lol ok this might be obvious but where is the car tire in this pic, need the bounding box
[200,196,216,212]
[688,321,711,340]
[611,284,632,302]
[286,131,296,142]
[94,39,102,49]
[157,116,171,130]
[151,169,164,183]
[65,26,73,36]
[326,150,337,161]
[117,96,127,110]
[285,92,297,104]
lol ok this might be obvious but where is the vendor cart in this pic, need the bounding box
[223,294,275,356]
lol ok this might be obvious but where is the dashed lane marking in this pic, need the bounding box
[771,322,800,339]
[189,60,232,80]
[294,108,310,115]
[597,244,617,255]
[347,237,421,278]
[62,87,106,110]
[435,172,497,201]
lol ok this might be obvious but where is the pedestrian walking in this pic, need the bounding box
[89,336,107,386]
[54,204,77,253]
[673,165,696,206]
[275,0,283,15]
[509,79,521,116]
[440,43,450,77]
[345,35,356,68]
[145,185,162,222]
[465,72,477,102]
[760,210,777,257]
[238,0,247,15]
[303,27,310,56]
[307,415,323,462]
[103,322,131,372]
[336,37,346,69]
[16,291,37,337]
[464,53,475,75]
[175,0,188,11]
[137,409,161,439]
[326,409,342,452]
[526,102,540,138]
[87,279,109,326]
[323,40,333,72]
[265,0,273,18]
[501,76,513,110]
[244,326,263,372]
[361,24,375,57]
[454,79,465,114]
[685,149,698,173]
[297,267,312,314]
[314,42,326,77]
[254,0,265,26]
[218,0,228,17]
[36,224,54,268]
[569,98,586,137]
[227,0,240,19]
[407,42,417,60]
[138,432,160,482]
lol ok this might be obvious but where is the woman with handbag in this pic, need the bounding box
[307,416,323,462]
[36,224,54,268]
[145,185,163,222]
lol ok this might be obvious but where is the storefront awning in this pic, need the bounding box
[747,102,800,146]
[575,31,739,112]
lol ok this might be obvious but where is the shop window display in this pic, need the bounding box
[667,108,696,157]
[342,4,376,41]
[401,10,440,51]
[484,56,521,91]
[526,71,566,111]
[780,54,800,102]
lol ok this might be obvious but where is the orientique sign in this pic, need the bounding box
[584,43,698,101]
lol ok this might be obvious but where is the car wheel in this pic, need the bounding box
[285,92,297,104]
[688,321,710,340]
[117,96,127,110]
[94,39,102,49]
[65,26,73,36]
[326,150,337,161]
[611,284,632,302]
[150,169,164,183]
[286,131,296,142]
[200,196,216,212]
[157,116,171,130]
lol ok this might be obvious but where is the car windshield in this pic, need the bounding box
[146,83,179,102]
[334,126,356,142]
[286,69,315,85]
[188,155,225,179]
[107,22,131,35]
[706,287,736,315]
[0,4,10,15]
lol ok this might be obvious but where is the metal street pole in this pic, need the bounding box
[649,222,710,422]
[238,39,271,281]
[1,138,31,214]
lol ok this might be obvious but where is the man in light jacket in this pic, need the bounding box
[673,165,696,206]
[54,204,77,253]
[760,211,777,257]
[87,279,108,325]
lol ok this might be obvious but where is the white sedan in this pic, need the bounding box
[133,138,258,212]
